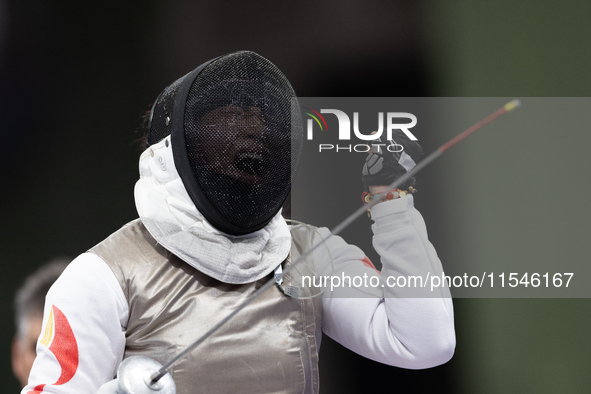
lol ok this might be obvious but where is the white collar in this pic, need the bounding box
[134,137,291,284]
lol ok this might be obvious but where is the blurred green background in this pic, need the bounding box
[1,0,590,392]
[426,1,591,392]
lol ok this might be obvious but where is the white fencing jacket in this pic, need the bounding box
[23,141,455,394]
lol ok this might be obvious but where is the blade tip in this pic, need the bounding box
[504,99,521,112]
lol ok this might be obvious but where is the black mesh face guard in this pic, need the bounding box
[147,51,303,235]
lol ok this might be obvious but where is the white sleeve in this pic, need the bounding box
[321,194,456,369]
[22,252,128,394]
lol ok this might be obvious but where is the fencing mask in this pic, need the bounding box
[146,51,303,235]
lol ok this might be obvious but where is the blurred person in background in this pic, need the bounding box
[12,259,69,388]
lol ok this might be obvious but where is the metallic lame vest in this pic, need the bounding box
[90,219,322,394]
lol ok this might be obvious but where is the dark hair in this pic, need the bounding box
[135,109,151,150]
[14,259,69,338]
